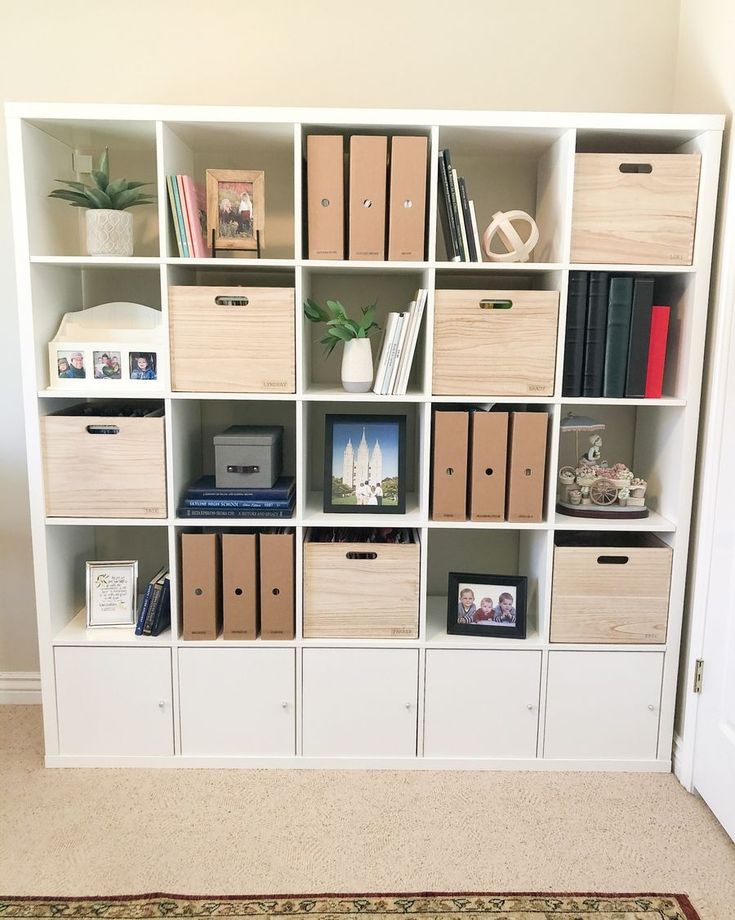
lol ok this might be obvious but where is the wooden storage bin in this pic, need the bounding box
[432,290,559,396]
[303,530,420,638]
[571,153,701,265]
[169,286,295,393]
[551,533,672,644]
[41,405,167,518]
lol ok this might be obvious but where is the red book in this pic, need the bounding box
[644,305,671,398]
[180,175,209,259]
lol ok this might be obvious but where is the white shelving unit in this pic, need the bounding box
[6,103,723,769]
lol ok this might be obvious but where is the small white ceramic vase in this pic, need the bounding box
[86,209,134,256]
[341,338,373,393]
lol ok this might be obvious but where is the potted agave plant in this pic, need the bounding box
[49,148,155,257]
[304,298,381,392]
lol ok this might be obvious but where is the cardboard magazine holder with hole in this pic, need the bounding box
[48,301,166,389]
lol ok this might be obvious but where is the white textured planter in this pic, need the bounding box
[341,338,373,393]
[85,209,134,256]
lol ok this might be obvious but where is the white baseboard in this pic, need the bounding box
[0,671,41,704]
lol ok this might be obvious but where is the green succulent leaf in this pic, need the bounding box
[304,298,329,323]
[48,189,90,206]
[105,177,129,197]
[53,178,91,193]
[98,148,109,182]
[83,186,113,209]
[125,180,153,190]
[110,187,150,209]
[91,170,109,191]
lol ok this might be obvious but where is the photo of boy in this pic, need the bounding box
[130,352,157,380]
[474,597,495,622]
[494,592,517,625]
[457,587,476,623]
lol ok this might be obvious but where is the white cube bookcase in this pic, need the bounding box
[6,103,723,768]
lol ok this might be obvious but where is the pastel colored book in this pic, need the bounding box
[181,175,209,258]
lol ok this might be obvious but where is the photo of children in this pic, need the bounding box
[455,582,517,626]
[218,181,255,241]
[129,352,157,381]
[57,351,86,379]
[93,351,122,380]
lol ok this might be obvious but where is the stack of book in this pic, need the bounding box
[166,174,208,257]
[437,149,482,262]
[177,475,295,519]
[562,271,671,399]
[372,289,427,395]
[134,567,171,637]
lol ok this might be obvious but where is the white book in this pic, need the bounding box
[451,167,469,261]
[380,313,405,396]
[469,200,483,263]
[372,312,399,395]
[396,288,427,395]
[392,298,416,393]
[384,310,411,396]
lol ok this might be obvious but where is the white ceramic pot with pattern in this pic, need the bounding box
[85,209,134,256]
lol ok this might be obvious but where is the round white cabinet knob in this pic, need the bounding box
[281,701,288,709]
[158,700,165,709]
[405,702,412,710]
[648,704,656,711]
[527,703,534,710]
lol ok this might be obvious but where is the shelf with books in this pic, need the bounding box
[170,398,297,522]
[560,271,690,403]
[160,120,296,260]
[435,126,574,265]
[20,118,159,259]
[301,268,430,397]
[44,523,170,640]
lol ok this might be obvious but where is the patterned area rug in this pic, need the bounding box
[0,893,701,920]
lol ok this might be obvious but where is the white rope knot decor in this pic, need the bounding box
[482,209,539,262]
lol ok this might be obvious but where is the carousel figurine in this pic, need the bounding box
[556,413,650,519]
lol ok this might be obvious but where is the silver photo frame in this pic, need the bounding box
[86,560,138,628]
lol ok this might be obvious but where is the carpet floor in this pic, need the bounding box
[1,707,734,919]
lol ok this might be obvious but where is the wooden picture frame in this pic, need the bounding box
[323,414,407,514]
[446,571,527,639]
[206,168,265,252]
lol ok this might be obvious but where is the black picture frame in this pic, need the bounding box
[323,413,407,514]
[446,571,527,639]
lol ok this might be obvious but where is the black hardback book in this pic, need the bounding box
[442,149,466,260]
[625,276,655,397]
[603,276,634,398]
[438,151,460,261]
[582,272,611,398]
[562,271,589,397]
[457,176,477,261]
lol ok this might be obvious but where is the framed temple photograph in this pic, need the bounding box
[446,571,527,639]
[206,168,265,252]
[323,414,407,514]
[86,560,139,628]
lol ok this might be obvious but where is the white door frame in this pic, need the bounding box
[675,136,735,792]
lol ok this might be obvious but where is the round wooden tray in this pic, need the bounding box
[556,501,649,520]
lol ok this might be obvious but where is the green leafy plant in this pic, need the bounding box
[304,298,381,357]
[48,148,155,211]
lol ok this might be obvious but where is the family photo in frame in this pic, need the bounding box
[446,571,527,639]
[323,414,407,514]
[206,168,265,253]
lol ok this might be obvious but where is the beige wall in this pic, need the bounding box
[0,0,688,672]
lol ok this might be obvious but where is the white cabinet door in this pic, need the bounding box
[302,648,419,757]
[55,647,173,756]
[424,649,542,758]
[544,651,664,760]
[178,648,295,755]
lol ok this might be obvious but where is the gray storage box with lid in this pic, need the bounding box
[214,425,283,488]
